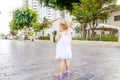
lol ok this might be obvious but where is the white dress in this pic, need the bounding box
[55,32,72,59]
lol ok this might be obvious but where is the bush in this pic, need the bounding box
[72,36,82,40]
[14,36,20,40]
[72,34,118,42]
[87,35,100,41]
[101,35,118,42]
[38,36,50,40]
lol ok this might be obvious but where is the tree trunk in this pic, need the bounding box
[23,26,29,40]
[35,32,37,40]
[91,29,96,40]
[81,24,87,39]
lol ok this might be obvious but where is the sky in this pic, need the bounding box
[0,0,22,34]
[0,0,120,34]
[117,0,120,5]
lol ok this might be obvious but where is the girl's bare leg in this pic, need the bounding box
[64,59,70,72]
[58,59,64,73]
[54,59,64,78]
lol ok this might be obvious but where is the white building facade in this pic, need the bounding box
[38,4,72,22]
[28,0,39,10]
[22,0,29,6]
[106,11,120,27]
[106,11,120,42]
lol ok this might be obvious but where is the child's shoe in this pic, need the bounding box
[54,73,63,79]
[64,71,70,77]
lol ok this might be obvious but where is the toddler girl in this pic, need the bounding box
[54,19,72,79]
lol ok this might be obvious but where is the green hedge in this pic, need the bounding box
[72,35,118,42]
[38,36,50,40]
[72,37,82,40]
[101,35,118,42]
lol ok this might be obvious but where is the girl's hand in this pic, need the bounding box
[55,32,61,42]
[59,30,63,32]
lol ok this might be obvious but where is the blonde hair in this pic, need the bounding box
[60,19,69,30]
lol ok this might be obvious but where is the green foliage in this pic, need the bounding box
[9,20,18,30]
[101,34,118,42]
[72,34,118,42]
[38,36,50,40]
[38,0,81,12]
[72,37,81,40]
[72,0,119,39]
[72,1,92,24]
[28,31,34,36]
[14,37,20,40]
[10,6,38,30]
[72,0,115,28]
[72,0,118,28]
[38,0,117,13]
[33,18,50,32]
[74,26,81,33]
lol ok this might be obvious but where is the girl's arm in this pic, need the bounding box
[55,32,61,42]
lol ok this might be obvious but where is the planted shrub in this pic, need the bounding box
[38,36,50,40]
[101,34,118,42]
[72,34,118,42]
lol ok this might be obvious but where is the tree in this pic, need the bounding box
[38,0,119,39]
[33,22,48,32]
[74,26,81,34]
[10,6,38,30]
[33,18,50,31]
[38,0,81,12]
[33,17,51,36]
[9,6,38,39]
[72,0,119,38]
[38,0,117,12]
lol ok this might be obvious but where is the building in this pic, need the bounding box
[39,5,58,21]
[22,0,39,10]
[105,11,120,42]
[43,18,75,41]
[106,11,120,27]
[85,11,120,42]
[39,4,72,22]
[28,0,39,10]
[22,0,29,6]
[22,0,71,21]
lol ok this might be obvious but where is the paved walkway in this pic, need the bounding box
[0,40,120,80]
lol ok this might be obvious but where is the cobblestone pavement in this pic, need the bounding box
[0,40,120,80]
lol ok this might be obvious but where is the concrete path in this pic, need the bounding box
[0,40,120,80]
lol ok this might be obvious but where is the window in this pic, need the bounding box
[114,15,120,21]
[47,16,52,18]
[47,13,51,15]
[47,10,51,12]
